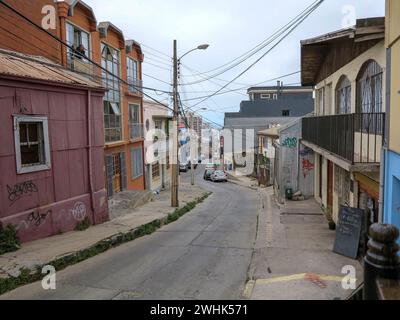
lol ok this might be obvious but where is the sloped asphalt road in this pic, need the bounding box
[1,168,259,300]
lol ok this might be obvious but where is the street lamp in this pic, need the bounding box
[171,41,209,207]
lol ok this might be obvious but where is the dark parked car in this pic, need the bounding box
[203,169,215,180]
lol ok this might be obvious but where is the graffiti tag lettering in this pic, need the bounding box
[281,137,297,148]
[7,181,38,205]
[71,202,87,222]
[27,210,51,227]
[299,147,314,157]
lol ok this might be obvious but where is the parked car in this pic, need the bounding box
[179,161,189,172]
[210,170,228,182]
[203,169,215,180]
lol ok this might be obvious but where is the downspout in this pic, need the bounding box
[379,48,392,222]
[87,90,96,223]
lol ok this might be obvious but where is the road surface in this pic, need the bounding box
[2,167,259,300]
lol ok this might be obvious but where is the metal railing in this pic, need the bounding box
[129,123,144,140]
[127,77,143,94]
[302,113,385,164]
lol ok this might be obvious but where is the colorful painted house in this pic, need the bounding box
[383,0,400,240]
[0,49,108,243]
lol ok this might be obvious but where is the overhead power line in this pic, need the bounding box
[0,0,174,112]
[189,1,324,108]
[180,0,322,86]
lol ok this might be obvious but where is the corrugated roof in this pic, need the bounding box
[0,49,104,89]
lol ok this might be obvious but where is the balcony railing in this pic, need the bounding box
[129,123,144,140]
[127,77,143,94]
[302,113,385,164]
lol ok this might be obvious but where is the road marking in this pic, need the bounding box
[255,273,357,285]
[242,280,255,299]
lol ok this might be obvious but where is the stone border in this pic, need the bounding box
[0,192,212,296]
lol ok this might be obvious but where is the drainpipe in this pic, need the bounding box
[378,147,386,223]
[87,90,96,223]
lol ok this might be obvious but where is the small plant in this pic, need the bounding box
[0,224,20,255]
[75,217,91,231]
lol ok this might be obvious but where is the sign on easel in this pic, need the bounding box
[333,206,365,259]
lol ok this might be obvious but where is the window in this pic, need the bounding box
[326,83,332,114]
[129,104,143,139]
[104,101,122,142]
[273,94,278,100]
[127,57,139,93]
[152,162,160,179]
[317,87,325,115]
[336,76,351,114]
[66,22,90,61]
[154,120,162,130]
[261,94,271,99]
[14,116,51,174]
[357,60,383,113]
[101,43,120,103]
[282,110,290,117]
[131,147,143,179]
[356,60,383,134]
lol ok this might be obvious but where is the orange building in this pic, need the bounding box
[61,1,146,197]
[0,0,146,198]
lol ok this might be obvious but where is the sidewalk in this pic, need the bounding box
[226,173,259,190]
[246,187,363,300]
[0,183,208,280]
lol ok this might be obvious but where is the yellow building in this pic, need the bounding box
[383,0,400,235]
[300,17,386,230]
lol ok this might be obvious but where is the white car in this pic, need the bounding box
[210,170,228,182]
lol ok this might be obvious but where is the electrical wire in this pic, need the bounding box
[179,0,322,86]
[189,1,323,108]
[0,0,175,113]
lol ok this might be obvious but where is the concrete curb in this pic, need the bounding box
[0,192,212,296]
[227,179,259,191]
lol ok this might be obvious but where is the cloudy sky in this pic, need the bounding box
[84,0,385,126]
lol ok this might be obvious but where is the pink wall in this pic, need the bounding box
[0,79,109,243]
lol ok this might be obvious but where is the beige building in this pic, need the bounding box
[143,100,172,192]
[300,18,385,230]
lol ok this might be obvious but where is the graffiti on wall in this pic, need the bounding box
[17,209,52,230]
[7,181,38,205]
[302,159,315,178]
[15,202,88,231]
[70,202,87,222]
[299,148,314,157]
[281,137,297,148]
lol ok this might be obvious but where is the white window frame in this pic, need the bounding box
[273,93,278,100]
[13,115,51,174]
[261,94,271,99]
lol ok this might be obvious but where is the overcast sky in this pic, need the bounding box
[84,0,385,126]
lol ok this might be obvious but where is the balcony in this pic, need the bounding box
[127,77,143,95]
[129,123,144,141]
[302,113,385,164]
[67,53,97,79]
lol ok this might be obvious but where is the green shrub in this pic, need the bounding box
[75,217,91,231]
[0,224,20,255]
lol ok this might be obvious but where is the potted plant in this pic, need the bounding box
[322,205,336,230]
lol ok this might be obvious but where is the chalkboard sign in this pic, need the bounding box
[333,206,365,259]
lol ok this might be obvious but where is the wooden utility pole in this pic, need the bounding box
[171,40,179,207]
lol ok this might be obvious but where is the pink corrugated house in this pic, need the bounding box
[0,49,109,243]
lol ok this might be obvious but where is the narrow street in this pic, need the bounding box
[2,167,259,300]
